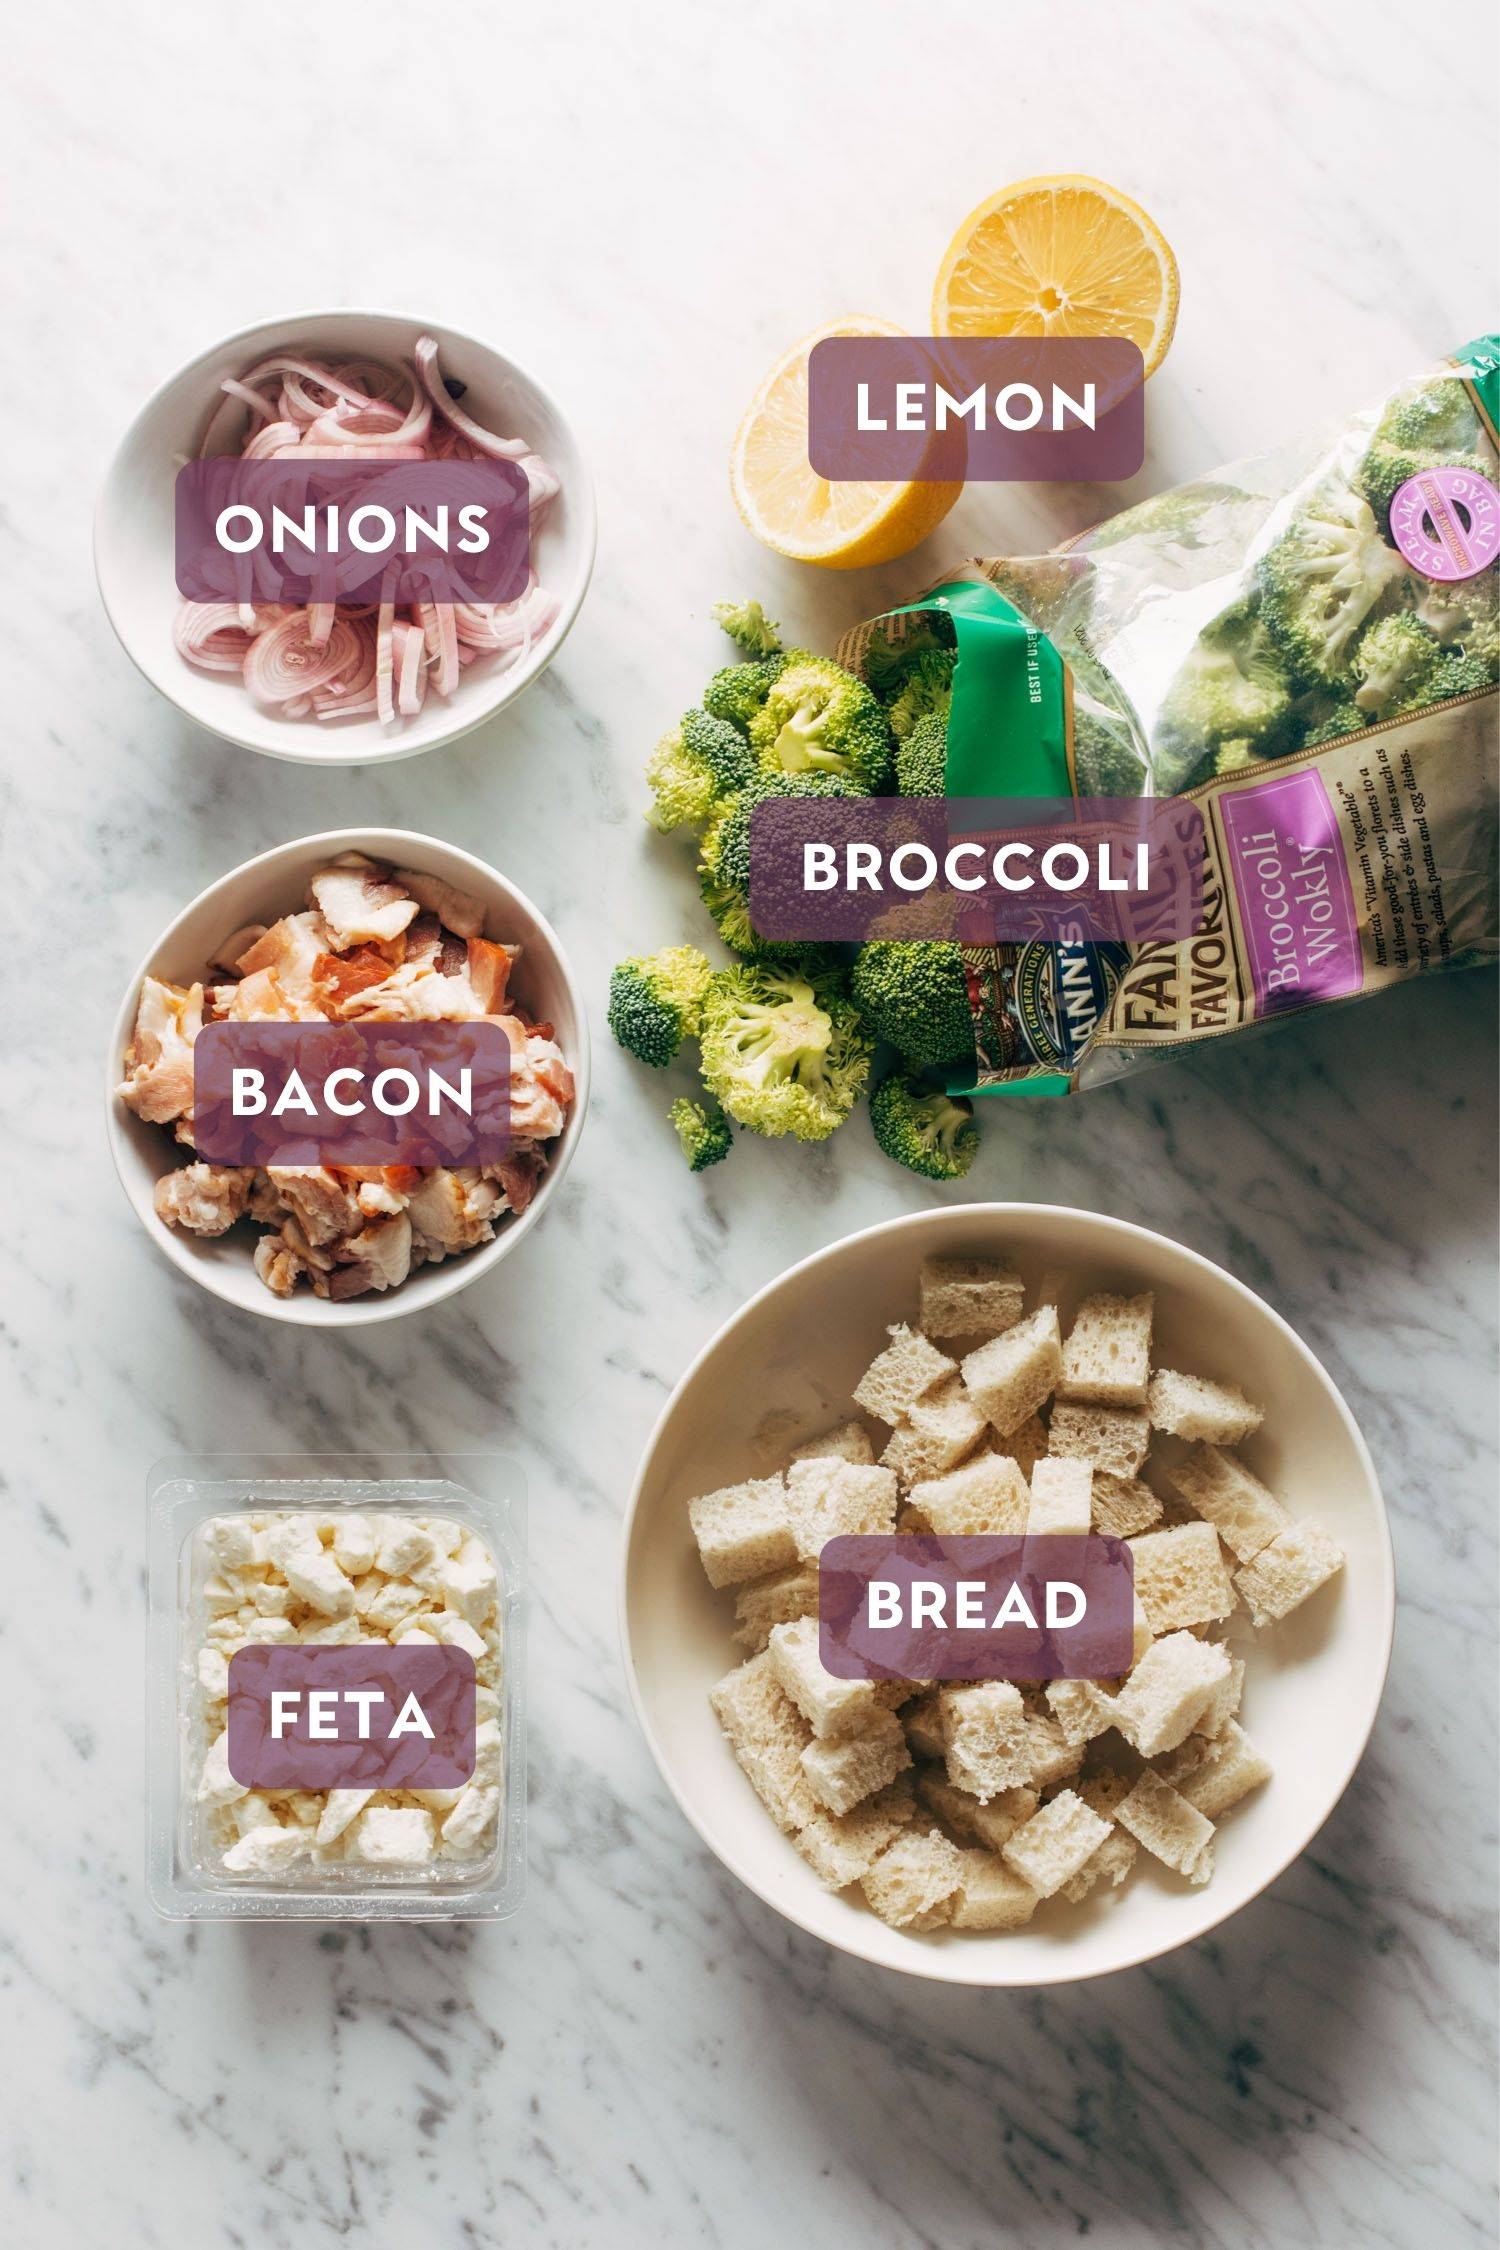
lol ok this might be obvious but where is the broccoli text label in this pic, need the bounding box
[808,337,1144,482]
[817,1536,1135,1682]
[193,1021,512,1166]
[226,1645,476,1790]
[1220,772,1362,1014]
[748,795,1205,944]
[176,457,530,605]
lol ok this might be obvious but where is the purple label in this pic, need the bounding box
[193,1020,512,1166]
[817,1536,1134,1682]
[748,796,1205,945]
[807,337,1144,483]
[1388,464,1500,582]
[226,1644,476,1790]
[176,457,530,605]
[1220,771,1361,1014]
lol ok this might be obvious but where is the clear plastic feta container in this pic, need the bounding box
[147,1453,525,1922]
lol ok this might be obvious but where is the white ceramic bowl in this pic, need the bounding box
[107,828,589,1325]
[95,309,595,764]
[622,1205,1393,1986]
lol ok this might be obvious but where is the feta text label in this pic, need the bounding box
[817,1535,1134,1682]
[226,1645,477,1789]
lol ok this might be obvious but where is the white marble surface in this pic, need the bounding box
[4,2,1497,2242]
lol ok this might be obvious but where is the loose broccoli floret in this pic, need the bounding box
[1351,613,1444,716]
[644,708,758,835]
[883,649,956,740]
[669,1094,733,1171]
[711,598,782,656]
[697,773,854,962]
[699,963,872,1142]
[895,710,949,798]
[1075,708,1146,797]
[607,946,714,1067]
[747,651,895,792]
[1303,702,1367,746]
[1156,599,1293,786]
[850,941,974,1077]
[869,1073,978,1181]
[702,654,788,734]
[1257,483,1407,687]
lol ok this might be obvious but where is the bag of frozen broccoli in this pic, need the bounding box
[840,334,1499,1095]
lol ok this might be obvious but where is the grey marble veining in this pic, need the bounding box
[3,1,1497,2242]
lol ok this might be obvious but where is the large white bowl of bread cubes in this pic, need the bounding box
[621,1206,1393,1986]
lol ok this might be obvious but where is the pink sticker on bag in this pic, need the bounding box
[1388,465,1500,582]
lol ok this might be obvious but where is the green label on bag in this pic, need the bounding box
[1455,332,1500,446]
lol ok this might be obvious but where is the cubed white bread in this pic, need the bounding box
[688,1475,795,1589]
[1147,1368,1264,1446]
[1115,1768,1215,1883]
[1110,1632,1234,1757]
[799,1708,911,1815]
[789,1419,876,1468]
[1023,1710,1086,1790]
[951,1848,1040,1929]
[918,1255,1026,1341]
[1076,1766,1136,1820]
[1193,1654,1245,1738]
[901,1691,947,1763]
[768,1617,886,1739]
[794,1776,915,1888]
[916,1768,1036,1851]
[1044,1676,1119,1747]
[999,1413,1049,1481]
[1000,1790,1111,1897]
[1165,1445,1290,1562]
[1058,1292,1154,1406]
[1131,1593,1155,1667]
[1026,1455,1093,1536]
[1091,1473,1163,1540]
[905,1452,1030,1537]
[852,1324,956,1425]
[709,1652,820,1832]
[731,1563,821,1653]
[1128,1521,1236,1634]
[783,1457,899,1560]
[879,1380,989,1484]
[1233,1521,1345,1627]
[1157,1720,1272,1818]
[1060,1825,1140,1902]
[961,1307,1062,1436]
[941,1681,1033,1800]
[860,1826,965,1928]
[1047,1401,1151,1480]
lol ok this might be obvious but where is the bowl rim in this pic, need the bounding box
[106,825,590,1327]
[618,1202,1395,1987]
[93,305,598,767]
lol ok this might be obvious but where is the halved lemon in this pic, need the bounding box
[729,316,963,570]
[933,175,1180,377]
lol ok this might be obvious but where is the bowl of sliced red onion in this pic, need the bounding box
[95,311,595,763]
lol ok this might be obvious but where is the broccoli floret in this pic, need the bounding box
[644,708,758,834]
[850,941,974,1077]
[1257,483,1407,687]
[711,598,782,656]
[1351,613,1444,717]
[702,654,787,734]
[669,1094,733,1171]
[869,1073,978,1181]
[1303,702,1367,746]
[895,710,949,798]
[1083,481,1247,552]
[1156,599,1293,785]
[1378,375,1482,459]
[1075,708,1146,797]
[699,963,871,1142]
[1427,649,1494,701]
[1415,576,1499,670]
[697,773,853,962]
[607,946,714,1067]
[883,649,956,740]
[747,651,895,792]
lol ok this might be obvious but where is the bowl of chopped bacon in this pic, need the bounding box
[95,311,595,762]
[108,830,589,1322]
